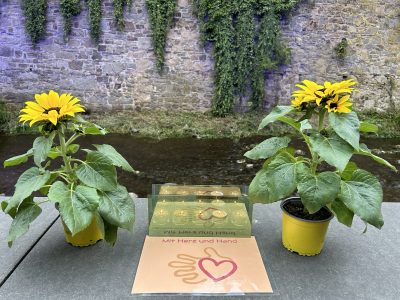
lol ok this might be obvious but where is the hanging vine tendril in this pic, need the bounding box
[60,0,82,40]
[194,0,299,116]
[21,0,48,45]
[146,0,177,73]
[112,0,130,30]
[86,0,102,42]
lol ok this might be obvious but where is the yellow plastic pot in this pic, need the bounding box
[62,217,104,247]
[281,197,333,256]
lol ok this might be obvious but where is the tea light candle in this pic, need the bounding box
[161,187,172,195]
[158,199,168,206]
[232,210,248,226]
[173,209,189,225]
[210,191,224,197]
[153,208,169,225]
[212,210,228,219]
[192,208,206,224]
[211,199,225,206]
[177,190,189,195]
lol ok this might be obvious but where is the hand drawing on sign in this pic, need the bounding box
[168,247,238,284]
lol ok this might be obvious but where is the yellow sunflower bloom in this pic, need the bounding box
[325,79,357,96]
[314,81,333,105]
[325,94,352,113]
[291,97,305,109]
[292,80,324,103]
[19,90,85,126]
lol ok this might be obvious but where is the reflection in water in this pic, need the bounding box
[0,134,399,201]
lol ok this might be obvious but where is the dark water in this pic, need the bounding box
[0,134,399,201]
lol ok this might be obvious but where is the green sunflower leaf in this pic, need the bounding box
[359,121,378,133]
[76,151,118,191]
[3,149,33,168]
[98,185,135,230]
[244,136,291,160]
[356,144,397,172]
[94,144,134,172]
[297,170,341,214]
[48,181,99,235]
[33,132,55,167]
[340,162,358,181]
[7,199,42,247]
[83,123,107,135]
[104,219,118,246]
[5,167,50,213]
[331,198,354,227]
[48,144,79,159]
[249,152,304,204]
[329,111,360,150]
[338,170,384,229]
[309,131,353,171]
[258,106,294,130]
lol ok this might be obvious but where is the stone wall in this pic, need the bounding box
[270,0,400,111]
[0,0,399,112]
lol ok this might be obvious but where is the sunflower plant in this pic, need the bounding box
[1,91,135,247]
[246,79,397,229]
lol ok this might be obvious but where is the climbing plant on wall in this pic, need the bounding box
[146,0,177,73]
[86,0,102,42]
[21,0,48,45]
[194,0,299,116]
[112,0,131,30]
[60,0,82,40]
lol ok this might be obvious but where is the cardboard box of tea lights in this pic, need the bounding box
[148,185,252,237]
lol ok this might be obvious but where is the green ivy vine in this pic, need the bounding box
[86,0,102,42]
[194,0,299,116]
[334,38,348,60]
[60,0,82,40]
[146,0,177,73]
[21,0,48,45]
[112,0,130,30]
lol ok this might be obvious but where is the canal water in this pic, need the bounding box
[0,134,399,201]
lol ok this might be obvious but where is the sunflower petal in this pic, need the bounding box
[47,110,59,126]
[35,93,50,109]
[338,95,351,104]
[25,101,45,112]
[48,90,60,107]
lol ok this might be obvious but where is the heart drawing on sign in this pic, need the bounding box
[198,257,238,282]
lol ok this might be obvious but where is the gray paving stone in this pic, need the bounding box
[0,199,399,300]
[0,198,59,285]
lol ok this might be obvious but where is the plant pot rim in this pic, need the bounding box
[280,197,334,223]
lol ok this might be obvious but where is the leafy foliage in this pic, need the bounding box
[112,0,130,30]
[21,0,48,45]
[2,96,135,246]
[194,0,298,116]
[60,0,82,40]
[334,38,348,60]
[86,0,102,42]
[146,0,177,72]
[247,80,398,230]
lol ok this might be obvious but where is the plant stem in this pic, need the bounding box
[70,158,85,164]
[318,109,326,131]
[58,125,74,182]
[36,199,49,205]
[66,132,81,146]
[302,133,318,174]
[50,171,69,182]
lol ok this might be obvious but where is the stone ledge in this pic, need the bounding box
[0,199,399,299]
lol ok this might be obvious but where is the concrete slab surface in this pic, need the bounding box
[0,199,399,300]
[0,198,59,285]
